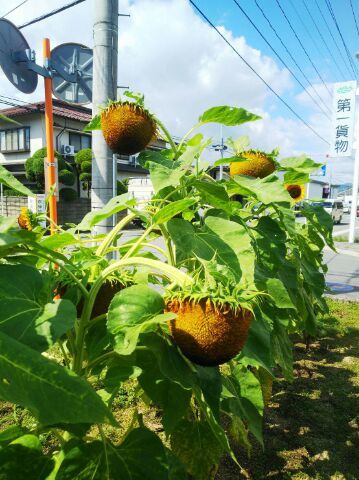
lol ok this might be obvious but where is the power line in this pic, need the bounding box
[188,0,329,146]
[254,0,331,116]
[1,0,28,18]
[275,0,332,97]
[288,0,326,61]
[301,0,347,81]
[349,0,359,39]
[231,0,331,120]
[324,0,358,79]
[18,0,86,29]
[314,0,353,78]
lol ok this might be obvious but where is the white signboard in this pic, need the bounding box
[330,81,357,157]
[28,194,46,228]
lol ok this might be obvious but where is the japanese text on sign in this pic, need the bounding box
[330,81,357,157]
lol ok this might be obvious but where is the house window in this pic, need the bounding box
[0,127,30,152]
[69,132,91,152]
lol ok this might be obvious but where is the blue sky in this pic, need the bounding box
[194,0,359,119]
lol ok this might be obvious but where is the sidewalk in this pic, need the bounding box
[324,242,359,302]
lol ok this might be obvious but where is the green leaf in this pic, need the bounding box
[104,354,142,393]
[0,114,21,125]
[301,202,334,249]
[214,155,248,166]
[83,113,101,131]
[283,170,309,185]
[56,428,168,479]
[0,426,27,449]
[0,264,76,352]
[138,147,197,193]
[229,174,291,205]
[194,180,231,212]
[280,155,322,174]
[76,193,133,230]
[136,347,191,434]
[107,285,174,355]
[240,312,273,372]
[152,198,196,224]
[170,419,224,480]
[0,332,116,426]
[266,277,295,309]
[0,434,54,480]
[198,106,261,126]
[40,232,77,250]
[271,321,293,381]
[0,164,34,197]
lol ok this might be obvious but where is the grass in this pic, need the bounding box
[0,300,358,479]
[334,235,359,243]
[217,299,359,479]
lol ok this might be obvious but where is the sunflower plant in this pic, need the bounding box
[0,95,333,479]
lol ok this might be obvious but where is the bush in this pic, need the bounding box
[79,172,92,182]
[59,169,75,186]
[59,187,77,202]
[25,148,68,189]
[81,161,92,173]
[75,148,92,165]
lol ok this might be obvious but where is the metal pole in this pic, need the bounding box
[349,143,359,243]
[43,38,58,235]
[219,125,223,180]
[0,183,3,216]
[92,0,118,234]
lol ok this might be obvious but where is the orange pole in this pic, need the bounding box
[43,38,57,235]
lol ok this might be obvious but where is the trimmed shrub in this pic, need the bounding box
[75,148,92,165]
[25,148,68,190]
[81,161,92,173]
[59,188,77,202]
[59,169,75,186]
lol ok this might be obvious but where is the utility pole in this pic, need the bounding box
[212,126,227,180]
[92,0,118,233]
[349,53,359,243]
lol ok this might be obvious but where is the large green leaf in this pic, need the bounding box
[0,434,54,480]
[0,164,34,197]
[168,218,253,282]
[271,321,293,381]
[138,146,199,192]
[0,264,76,352]
[0,332,115,426]
[76,194,133,230]
[280,155,322,174]
[152,198,196,224]
[194,180,231,212]
[198,106,261,126]
[40,232,78,250]
[170,419,224,480]
[136,347,191,434]
[56,428,168,479]
[229,174,291,205]
[240,312,273,372]
[107,285,175,355]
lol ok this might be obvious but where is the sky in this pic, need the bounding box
[0,0,359,184]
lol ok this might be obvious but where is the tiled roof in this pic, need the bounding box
[0,99,92,123]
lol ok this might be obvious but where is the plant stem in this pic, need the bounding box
[58,340,71,368]
[96,212,137,257]
[176,123,201,158]
[155,117,178,155]
[87,351,116,370]
[122,225,155,260]
[159,225,175,265]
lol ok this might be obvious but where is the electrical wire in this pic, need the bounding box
[254,0,331,115]
[314,0,353,78]
[231,0,331,120]
[188,0,329,146]
[1,0,28,18]
[301,0,347,81]
[18,0,86,29]
[349,0,359,39]
[275,0,331,97]
[324,0,358,79]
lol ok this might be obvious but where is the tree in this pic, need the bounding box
[25,148,75,192]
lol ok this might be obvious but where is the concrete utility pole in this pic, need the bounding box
[92,0,118,233]
[349,53,359,243]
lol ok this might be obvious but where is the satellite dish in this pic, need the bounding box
[0,18,38,94]
[51,43,93,105]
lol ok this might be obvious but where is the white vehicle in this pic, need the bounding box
[311,199,344,224]
[342,201,350,214]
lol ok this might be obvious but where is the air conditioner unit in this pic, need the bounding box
[61,145,75,156]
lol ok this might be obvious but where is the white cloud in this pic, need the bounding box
[0,0,353,182]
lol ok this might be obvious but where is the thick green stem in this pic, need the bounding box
[122,224,155,260]
[96,212,137,257]
[176,123,201,158]
[155,117,178,155]
[159,225,175,266]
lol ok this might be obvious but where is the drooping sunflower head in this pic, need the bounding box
[229,149,276,178]
[286,184,305,203]
[17,207,34,231]
[101,100,158,155]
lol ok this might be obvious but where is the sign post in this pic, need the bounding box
[329,81,357,243]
